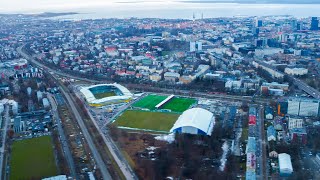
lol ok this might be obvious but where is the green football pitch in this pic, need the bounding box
[161,97,196,112]
[132,94,167,110]
[10,136,58,180]
[114,110,179,132]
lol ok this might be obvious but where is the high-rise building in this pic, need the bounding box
[256,19,263,27]
[297,23,301,31]
[190,41,202,52]
[196,41,202,51]
[310,17,319,31]
[190,41,196,52]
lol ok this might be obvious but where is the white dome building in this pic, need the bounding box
[170,108,215,136]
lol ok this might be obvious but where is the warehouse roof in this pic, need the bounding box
[170,108,215,135]
[279,153,293,173]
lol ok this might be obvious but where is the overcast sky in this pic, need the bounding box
[0,0,175,13]
[0,0,316,13]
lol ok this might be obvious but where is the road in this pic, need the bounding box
[257,107,267,180]
[0,105,9,180]
[73,87,138,179]
[255,60,320,99]
[57,82,113,179]
[18,46,113,180]
[48,94,77,179]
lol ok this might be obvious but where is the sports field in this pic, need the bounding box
[93,91,116,99]
[114,110,179,132]
[10,136,58,180]
[161,97,196,112]
[132,94,167,110]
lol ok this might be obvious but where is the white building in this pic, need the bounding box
[190,41,202,52]
[170,108,215,136]
[278,153,293,177]
[42,175,67,180]
[285,67,308,76]
[190,41,196,52]
[225,80,242,89]
[42,98,50,109]
[287,98,320,117]
[287,98,301,116]
[299,99,319,116]
[255,48,284,57]
[288,116,304,129]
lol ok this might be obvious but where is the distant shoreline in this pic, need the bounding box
[0,12,78,18]
[178,1,320,4]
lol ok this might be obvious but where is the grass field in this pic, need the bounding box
[10,136,58,180]
[161,97,196,112]
[93,91,117,99]
[132,95,167,110]
[114,110,179,132]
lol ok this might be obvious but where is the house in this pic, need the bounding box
[164,72,180,82]
[267,126,277,142]
[265,107,274,120]
[269,151,278,158]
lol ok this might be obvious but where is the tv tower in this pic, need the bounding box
[193,12,195,22]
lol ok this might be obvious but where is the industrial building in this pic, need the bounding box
[170,108,215,136]
[80,83,133,107]
[278,153,293,177]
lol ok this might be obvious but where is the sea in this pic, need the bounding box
[49,2,320,20]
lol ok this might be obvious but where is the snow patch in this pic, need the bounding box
[219,141,230,171]
[154,133,175,143]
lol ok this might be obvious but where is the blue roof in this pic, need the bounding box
[246,170,256,180]
[267,126,276,138]
[290,128,307,134]
[246,137,256,153]
[265,107,273,115]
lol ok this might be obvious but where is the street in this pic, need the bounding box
[0,105,9,180]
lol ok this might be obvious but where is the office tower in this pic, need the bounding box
[310,17,319,31]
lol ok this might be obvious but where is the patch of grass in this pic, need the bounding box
[114,110,179,132]
[241,127,248,142]
[10,136,58,180]
[122,150,136,169]
[132,95,167,110]
[161,97,196,112]
[93,91,117,99]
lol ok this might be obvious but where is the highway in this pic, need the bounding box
[73,87,138,179]
[58,80,113,179]
[48,94,77,179]
[18,46,113,180]
[255,60,320,99]
[0,105,9,180]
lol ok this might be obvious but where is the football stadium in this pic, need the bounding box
[80,83,133,107]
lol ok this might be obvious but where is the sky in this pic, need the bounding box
[0,0,175,13]
[0,0,317,13]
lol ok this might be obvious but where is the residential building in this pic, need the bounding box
[288,116,304,129]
